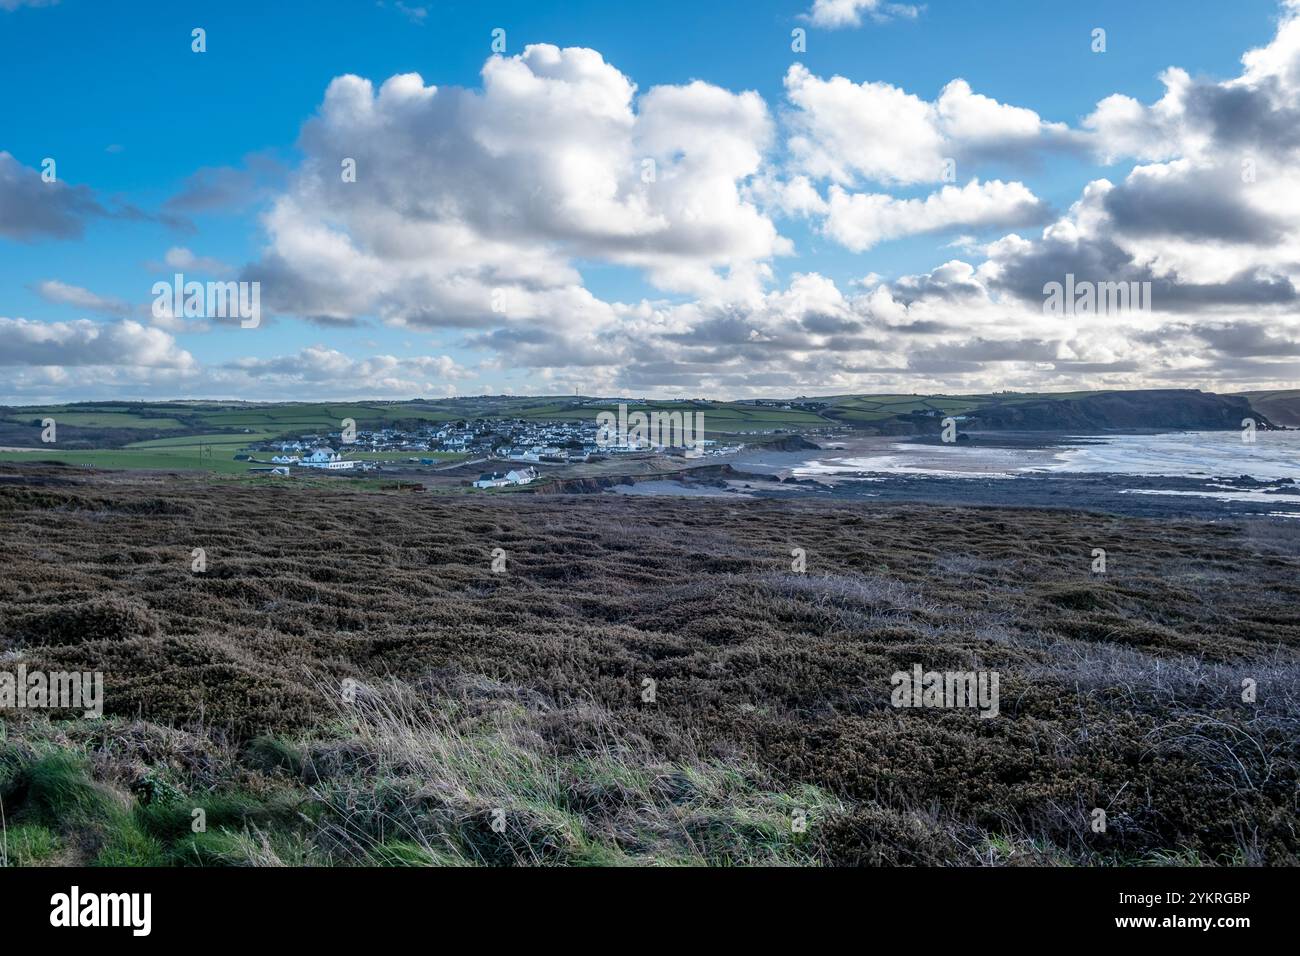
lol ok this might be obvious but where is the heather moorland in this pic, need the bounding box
[0,468,1297,866]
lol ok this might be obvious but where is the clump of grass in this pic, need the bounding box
[244,736,306,779]
[974,834,1076,867]
[1,823,60,866]
[134,791,301,842]
[366,839,457,867]
[303,676,844,866]
[92,823,167,867]
[4,749,166,865]
[0,679,843,867]
[22,751,122,825]
[170,827,319,867]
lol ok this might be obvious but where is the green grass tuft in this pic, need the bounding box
[1,823,60,865]
[22,752,120,826]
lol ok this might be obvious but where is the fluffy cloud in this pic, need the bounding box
[981,181,1299,313]
[733,0,1299,394]
[768,66,1060,253]
[783,66,1075,187]
[218,347,471,397]
[17,9,1300,401]
[246,45,784,336]
[783,66,943,187]
[804,0,919,29]
[0,319,476,402]
[1084,4,1300,165]
[823,179,1048,251]
[579,256,1289,396]
[979,5,1300,321]
[236,14,1300,395]
[0,317,194,369]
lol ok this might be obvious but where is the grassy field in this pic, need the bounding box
[22,412,189,430]
[0,448,470,475]
[125,432,279,449]
[0,469,1296,866]
[0,393,1042,448]
[0,449,256,474]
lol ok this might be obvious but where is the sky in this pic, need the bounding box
[1,0,1298,402]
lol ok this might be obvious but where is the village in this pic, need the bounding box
[242,416,743,488]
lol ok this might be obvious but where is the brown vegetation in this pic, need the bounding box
[1,468,1297,865]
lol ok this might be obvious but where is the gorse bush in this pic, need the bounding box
[12,597,160,646]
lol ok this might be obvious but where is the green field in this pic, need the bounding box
[1,412,188,430]
[4,397,839,446]
[0,442,470,474]
[0,449,256,474]
[126,431,278,449]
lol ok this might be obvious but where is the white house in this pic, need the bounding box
[504,467,538,485]
[473,467,537,489]
[298,447,357,470]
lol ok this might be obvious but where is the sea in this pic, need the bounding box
[725,430,1300,518]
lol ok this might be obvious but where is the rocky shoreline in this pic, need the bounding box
[558,460,1300,520]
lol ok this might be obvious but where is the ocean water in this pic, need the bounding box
[794,444,1025,478]
[1041,430,1300,480]
[781,431,1300,513]
[792,431,1300,482]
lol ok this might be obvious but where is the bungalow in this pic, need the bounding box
[473,467,537,489]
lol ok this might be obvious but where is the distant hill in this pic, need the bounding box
[1236,390,1300,427]
[955,389,1270,432]
[0,390,1278,457]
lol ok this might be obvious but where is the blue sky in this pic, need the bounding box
[1,0,1297,400]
